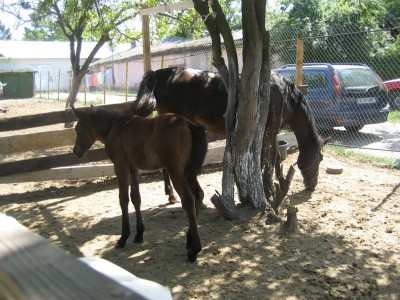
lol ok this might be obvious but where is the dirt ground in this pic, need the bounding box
[1,99,400,299]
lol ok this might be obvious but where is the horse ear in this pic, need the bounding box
[70,105,84,120]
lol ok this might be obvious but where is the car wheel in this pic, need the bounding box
[345,125,364,132]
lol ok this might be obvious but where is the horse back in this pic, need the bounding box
[115,114,197,172]
[153,68,227,134]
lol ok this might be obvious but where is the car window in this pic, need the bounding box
[276,69,328,89]
[277,70,296,82]
[303,71,328,89]
[338,68,384,89]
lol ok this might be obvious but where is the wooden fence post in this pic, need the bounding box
[142,15,151,73]
[295,33,304,87]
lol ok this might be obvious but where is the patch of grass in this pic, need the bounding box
[325,144,346,155]
[326,145,397,168]
[345,150,396,166]
[388,111,400,123]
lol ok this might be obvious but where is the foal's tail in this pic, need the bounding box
[186,123,208,181]
[130,70,158,117]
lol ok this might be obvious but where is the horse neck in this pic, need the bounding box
[287,110,319,157]
[91,117,116,144]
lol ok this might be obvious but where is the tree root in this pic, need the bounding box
[282,206,299,233]
[272,164,295,211]
[211,191,240,220]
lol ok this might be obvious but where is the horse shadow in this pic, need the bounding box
[1,171,399,298]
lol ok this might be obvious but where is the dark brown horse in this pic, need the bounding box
[72,106,208,262]
[130,67,328,201]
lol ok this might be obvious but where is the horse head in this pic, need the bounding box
[298,136,330,190]
[70,106,97,158]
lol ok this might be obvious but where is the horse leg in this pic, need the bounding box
[169,171,202,262]
[162,169,178,204]
[130,168,145,243]
[115,165,131,248]
[188,178,204,218]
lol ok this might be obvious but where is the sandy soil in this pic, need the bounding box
[1,98,400,299]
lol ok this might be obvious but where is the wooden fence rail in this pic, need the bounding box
[0,102,132,132]
[0,102,226,183]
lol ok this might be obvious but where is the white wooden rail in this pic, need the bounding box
[0,213,150,299]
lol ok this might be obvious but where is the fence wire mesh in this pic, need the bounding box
[36,23,400,156]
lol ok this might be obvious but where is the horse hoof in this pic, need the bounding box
[168,196,179,204]
[115,241,126,249]
[134,234,143,243]
[187,250,198,262]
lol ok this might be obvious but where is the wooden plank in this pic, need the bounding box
[0,164,115,183]
[0,148,109,177]
[0,146,226,183]
[0,128,75,155]
[0,102,133,132]
[0,213,146,300]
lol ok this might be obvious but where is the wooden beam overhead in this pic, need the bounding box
[140,0,194,16]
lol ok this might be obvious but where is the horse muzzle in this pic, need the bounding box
[73,146,84,158]
[303,172,318,191]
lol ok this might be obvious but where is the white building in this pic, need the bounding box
[0,41,131,91]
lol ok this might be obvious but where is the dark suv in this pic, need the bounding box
[273,63,390,131]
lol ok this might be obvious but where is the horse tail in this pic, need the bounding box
[186,123,208,181]
[130,70,158,117]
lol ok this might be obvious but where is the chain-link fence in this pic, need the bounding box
[36,24,400,156]
[269,25,399,156]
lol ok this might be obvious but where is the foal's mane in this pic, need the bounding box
[85,106,133,127]
[271,72,320,145]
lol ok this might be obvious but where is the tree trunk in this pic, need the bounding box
[193,0,278,221]
[229,1,277,217]
[64,71,86,128]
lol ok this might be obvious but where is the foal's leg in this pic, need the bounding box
[130,168,145,242]
[162,169,178,204]
[169,171,202,262]
[115,165,132,248]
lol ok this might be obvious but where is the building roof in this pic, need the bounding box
[0,41,132,60]
[90,30,243,66]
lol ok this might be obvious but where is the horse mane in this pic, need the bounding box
[84,106,133,129]
[271,72,320,144]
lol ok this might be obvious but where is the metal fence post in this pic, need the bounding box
[103,65,106,104]
[57,69,60,101]
[39,72,42,98]
[126,59,128,102]
[47,71,50,99]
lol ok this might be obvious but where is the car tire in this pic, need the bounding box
[345,125,364,132]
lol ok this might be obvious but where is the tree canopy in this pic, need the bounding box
[270,0,399,79]
[0,21,12,40]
